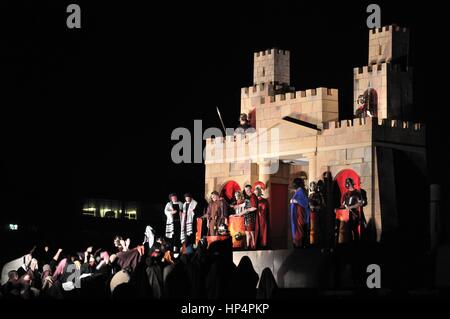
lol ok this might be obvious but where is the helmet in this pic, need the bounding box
[345,177,355,189]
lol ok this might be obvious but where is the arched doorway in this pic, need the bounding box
[220,180,241,203]
[253,181,266,191]
[364,88,378,117]
[334,169,363,243]
[249,108,256,128]
[334,169,361,203]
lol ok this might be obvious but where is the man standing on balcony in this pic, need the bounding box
[255,186,269,249]
[181,193,201,247]
[206,191,227,236]
[164,193,183,250]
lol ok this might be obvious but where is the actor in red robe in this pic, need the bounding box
[255,187,269,248]
[243,185,258,249]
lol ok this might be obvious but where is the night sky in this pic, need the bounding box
[1,1,448,226]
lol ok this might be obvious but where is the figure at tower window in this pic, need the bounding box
[235,113,255,134]
[354,88,378,118]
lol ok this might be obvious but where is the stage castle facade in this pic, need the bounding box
[204,25,427,249]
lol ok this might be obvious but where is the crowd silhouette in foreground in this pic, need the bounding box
[0,230,278,300]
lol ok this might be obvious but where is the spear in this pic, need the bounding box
[216,106,227,133]
[367,81,373,117]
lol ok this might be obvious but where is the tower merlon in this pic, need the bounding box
[259,87,337,104]
[254,48,290,58]
[353,63,388,77]
[377,119,424,132]
[368,24,410,66]
[369,24,408,36]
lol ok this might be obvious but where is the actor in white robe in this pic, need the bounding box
[181,196,198,244]
[164,194,183,246]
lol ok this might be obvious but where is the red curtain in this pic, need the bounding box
[253,181,266,190]
[334,169,361,203]
[220,181,241,202]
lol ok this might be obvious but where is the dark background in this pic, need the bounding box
[0,1,448,250]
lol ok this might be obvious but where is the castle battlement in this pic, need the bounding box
[378,118,423,132]
[322,117,424,134]
[369,24,408,36]
[353,62,410,78]
[353,63,388,77]
[323,117,372,131]
[241,82,271,96]
[260,87,338,104]
[254,48,289,58]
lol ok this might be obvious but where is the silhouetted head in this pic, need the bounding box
[239,113,248,125]
[317,180,325,193]
[322,171,332,182]
[345,178,355,190]
[8,270,18,282]
[293,178,305,190]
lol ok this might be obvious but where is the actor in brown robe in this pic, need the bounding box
[206,191,227,236]
[254,187,269,249]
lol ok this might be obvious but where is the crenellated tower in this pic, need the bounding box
[354,25,413,120]
[253,48,290,85]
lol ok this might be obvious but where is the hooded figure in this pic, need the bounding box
[145,255,163,299]
[234,256,259,299]
[256,267,278,299]
[143,225,155,249]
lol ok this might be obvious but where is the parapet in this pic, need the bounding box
[322,117,425,139]
[377,118,423,131]
[254,48,290,58]
[353,62,411,78]
[241,82,271,97]
[323,117,372,131]
[259,87,338,104]
[369,24,408,36]
[353,63,388,77]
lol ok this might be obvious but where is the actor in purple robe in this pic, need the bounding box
[290,178,310,248]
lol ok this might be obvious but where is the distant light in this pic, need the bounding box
[8,224,18,231]
[83,207,96,212]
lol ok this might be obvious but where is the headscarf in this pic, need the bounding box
[256,267,278,299]
[143,225,155,249]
